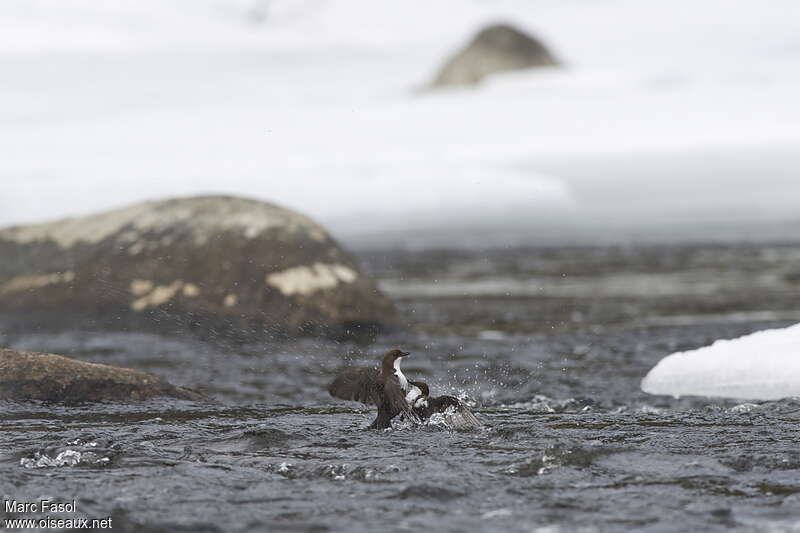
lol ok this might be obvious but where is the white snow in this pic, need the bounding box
[2,0,800,246]
[265,263,357,296]
[641,323,800,400]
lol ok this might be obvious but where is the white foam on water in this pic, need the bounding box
[19,449,110,468]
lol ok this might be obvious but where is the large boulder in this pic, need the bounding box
[0,348,205,402]
[431,23,559,87]
[0,196,395,341]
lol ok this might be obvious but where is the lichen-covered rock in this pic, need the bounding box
[431,23,559,87]
[0,348,205,402]
[0,196,395,341]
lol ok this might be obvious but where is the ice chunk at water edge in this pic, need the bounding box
[641,323,800,400]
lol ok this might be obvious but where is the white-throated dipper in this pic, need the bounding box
[328,349,422,429]
[407,381,481,429]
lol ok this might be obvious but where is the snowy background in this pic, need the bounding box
[2,0,800,247]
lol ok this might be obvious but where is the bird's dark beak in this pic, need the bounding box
[400,351,410,357]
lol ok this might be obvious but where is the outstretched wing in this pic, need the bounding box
[328,367,382,406]
[385,376,422,424]
[428,395,461,412]
[429,395,482,430]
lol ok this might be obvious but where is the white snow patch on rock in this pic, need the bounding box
[181,283,200,297]
[641,323,800,400]
[0,197,329,248]
[130,280,184,311]
[3,201,156,248]
[0,271,74,295]
[129,279,154,296]
[266,263,358,296]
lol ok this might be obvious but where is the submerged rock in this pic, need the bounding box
[0,348,205,402]
[431,23,559,87]
[0,195,394,341]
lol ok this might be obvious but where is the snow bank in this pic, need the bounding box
[641,324,800,400]
[2,1,800,245]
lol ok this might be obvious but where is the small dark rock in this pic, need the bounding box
[431,23,559,87]
[0,348,206,403]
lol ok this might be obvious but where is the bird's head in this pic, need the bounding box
[381,349,410,373]
[413,381,430,396]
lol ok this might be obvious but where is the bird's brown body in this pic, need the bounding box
[328,349,420,429]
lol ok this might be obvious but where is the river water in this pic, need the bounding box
[2,244,800,532]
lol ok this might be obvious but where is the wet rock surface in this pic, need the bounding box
[431,23,559,87]
[0,348,205,403]
[0,195,394,341]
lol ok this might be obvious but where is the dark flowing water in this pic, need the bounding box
[3,244,800,532]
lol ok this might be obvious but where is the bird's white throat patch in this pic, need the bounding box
[393,358,409,391]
